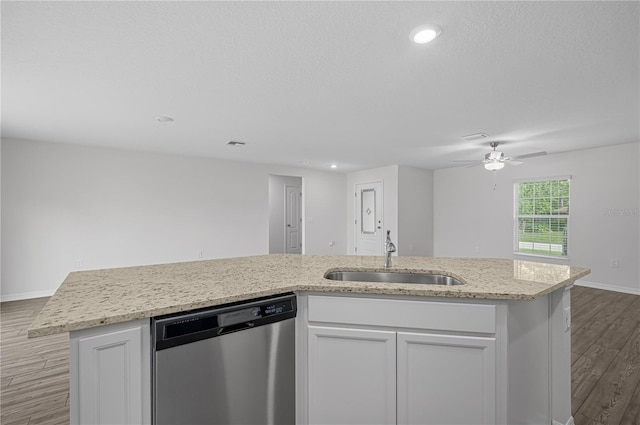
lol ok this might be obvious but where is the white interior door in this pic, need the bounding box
[285,185,302,254]
[355,181,384,255]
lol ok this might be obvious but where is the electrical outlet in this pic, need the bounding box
[611,259,619,268]
[75,259,83,269]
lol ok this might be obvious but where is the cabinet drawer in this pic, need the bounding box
[308,295,496,334]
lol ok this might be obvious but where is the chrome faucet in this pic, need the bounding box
[384,230,396,268]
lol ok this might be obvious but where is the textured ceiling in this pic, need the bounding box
[2,1,639,171]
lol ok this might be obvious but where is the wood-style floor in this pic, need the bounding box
[1,286,639,425]
[1,298,69,425]
[571,286,640,425]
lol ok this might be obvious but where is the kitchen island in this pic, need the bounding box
[28,254,590,425]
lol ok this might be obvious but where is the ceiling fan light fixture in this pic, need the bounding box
[487,150,503,160]
[410,24,442,44]
[484,161,505,171]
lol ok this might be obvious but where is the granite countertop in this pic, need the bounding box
[28,254,590,337]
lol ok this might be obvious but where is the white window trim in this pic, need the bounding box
[513,251,570,263]
[513,177,571,260]
[513,174,572,183]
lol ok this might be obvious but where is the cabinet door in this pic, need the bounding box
[397,332,496,425]
[70,320,150,425]
[308,326,396,425]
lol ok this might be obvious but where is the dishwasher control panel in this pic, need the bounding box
[218,299,292,326]
[153,293,296,351]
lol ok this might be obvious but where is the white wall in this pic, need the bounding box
[1,139,347,300]
[434,142,640,294]
[0,140,2,290]
[268,174,302,254]
[346,165,398,255]
[346,165,434,257]
[398,166,433,257]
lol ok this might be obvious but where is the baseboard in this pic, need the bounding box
[0,289,56,302]
[553,416,575,425]
[576,280,640,296]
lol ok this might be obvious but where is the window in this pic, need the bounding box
[514,178,570,257]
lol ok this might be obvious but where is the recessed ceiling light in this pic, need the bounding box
[410,24,442,44]
[226,140,246,147]
[154,115,174,123]
[330,164,337,169]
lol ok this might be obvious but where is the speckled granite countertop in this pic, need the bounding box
[28,254,590,337]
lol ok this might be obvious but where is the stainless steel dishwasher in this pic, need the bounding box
[152,293,296,425]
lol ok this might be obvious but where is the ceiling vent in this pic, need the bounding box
[226,140,246,147]
[461,133,489,142]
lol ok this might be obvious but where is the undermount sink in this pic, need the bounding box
[324,271,464,286]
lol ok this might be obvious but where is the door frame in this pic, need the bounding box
[285,184,302,254]
[268,175,304,254]
[354,181,384,255]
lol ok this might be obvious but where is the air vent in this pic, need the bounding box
[461,133,489,142]
[226,141,246,147]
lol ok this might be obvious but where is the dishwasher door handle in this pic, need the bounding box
[217,321,255,336]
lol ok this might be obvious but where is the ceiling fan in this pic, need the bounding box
[452,142,547,170]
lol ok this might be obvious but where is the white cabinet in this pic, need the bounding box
[70,319,151,425]
[299,294,499,425]
[397,332,495,425]
[308,326,397,424]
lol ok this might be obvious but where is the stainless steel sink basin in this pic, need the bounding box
[324,271,464,285]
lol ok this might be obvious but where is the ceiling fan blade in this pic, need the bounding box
[513,151,547,160]
[505,160,523,166]
[450,159,483,168]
